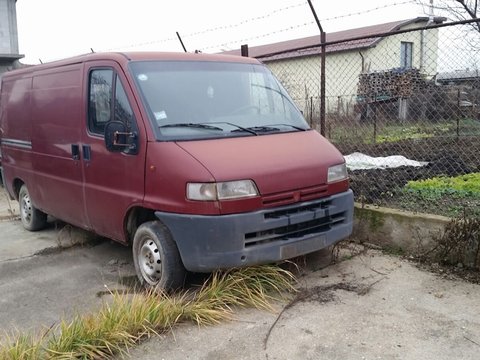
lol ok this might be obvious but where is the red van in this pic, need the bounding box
[0,52,353,289]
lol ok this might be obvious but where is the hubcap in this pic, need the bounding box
[21,192,32,224]
[139,239,162,283]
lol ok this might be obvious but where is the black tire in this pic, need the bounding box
[132,221,186,291]
[18,184,47,231]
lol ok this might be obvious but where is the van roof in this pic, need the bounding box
[1,52,262,78]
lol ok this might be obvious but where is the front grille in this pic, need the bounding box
[264,201,331,219]
[244,210,346,248]
[262,184,328,207]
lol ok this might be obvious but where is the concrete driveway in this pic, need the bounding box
[0,191,135,333]
[129,249,480,360]
[0,190,479,359]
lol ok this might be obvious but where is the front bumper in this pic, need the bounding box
[155,189,354,272]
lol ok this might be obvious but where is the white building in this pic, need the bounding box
[223,17,445,118]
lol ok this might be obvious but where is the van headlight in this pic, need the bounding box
[327,163,348,183]
[187,180,259,201]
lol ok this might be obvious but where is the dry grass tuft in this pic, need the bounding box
[0,333,42,360]
[0,265,296,359]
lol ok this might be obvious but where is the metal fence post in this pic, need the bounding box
[307,0,326,135]
[320,31,326,136]
[241,44,249,57]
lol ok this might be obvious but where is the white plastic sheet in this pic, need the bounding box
[344,152,428,171]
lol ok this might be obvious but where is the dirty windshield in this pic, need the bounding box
[130,60,309,140]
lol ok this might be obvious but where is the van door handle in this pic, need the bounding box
[71,144,80,160]
[82,144,91,161]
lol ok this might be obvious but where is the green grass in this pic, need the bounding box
[0,265,296,360]
[0,334,42,360]
[397,173,480,217]
[456,117,480,135]
[329,119,480,145]
[374,123,449,143]
[404,173,480,200]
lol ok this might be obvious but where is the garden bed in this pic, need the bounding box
[335,136,480,217]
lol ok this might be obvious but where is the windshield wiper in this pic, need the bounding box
[159,123,223,131]
[231,126,281,134]
[270,123,307,131]
[207,122,258,136]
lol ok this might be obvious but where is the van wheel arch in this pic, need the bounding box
[12,178,25,200]
[124,207,156,244]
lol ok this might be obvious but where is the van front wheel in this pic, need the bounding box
[132,221,186,291]
[19,184,47,231]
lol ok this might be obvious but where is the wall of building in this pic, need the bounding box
[0,0,19,55]
[267,51,362,116]
[369,22,439,77]
[265,22,440,118]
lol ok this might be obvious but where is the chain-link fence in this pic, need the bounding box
[262,18,480,217]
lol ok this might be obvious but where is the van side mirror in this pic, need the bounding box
[104,121,138,154]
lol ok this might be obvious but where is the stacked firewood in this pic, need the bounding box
[357,68,426,100]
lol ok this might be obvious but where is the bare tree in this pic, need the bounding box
[417,0,480,31]
[416,0,480,51]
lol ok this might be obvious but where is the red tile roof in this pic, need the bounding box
[220,17,445,61]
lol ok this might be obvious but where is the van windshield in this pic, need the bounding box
[129,60,309,140]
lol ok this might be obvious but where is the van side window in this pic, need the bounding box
[89,69,113,134]
[88,69,136,136]
[114,79,134,131]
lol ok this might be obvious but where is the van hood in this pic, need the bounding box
[176,130,345,196]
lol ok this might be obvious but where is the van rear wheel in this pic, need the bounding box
[132,221,186,291]
[19,184,47,231]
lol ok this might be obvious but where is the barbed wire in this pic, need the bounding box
[103,37,178,52]
[200,22,314,51]
[182,1,306,39]
[201,0,421,52]
[320,0,418,23]
[105,0,420,52]
[103,1,305,51]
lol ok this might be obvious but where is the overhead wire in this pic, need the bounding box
[105,0,421,52]
[319,0,418,23]
[200,0,420,51]
[103,1,306,51]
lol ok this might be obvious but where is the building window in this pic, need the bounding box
[400,42,413,68]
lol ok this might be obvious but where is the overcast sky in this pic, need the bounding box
[16,0,430,64]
